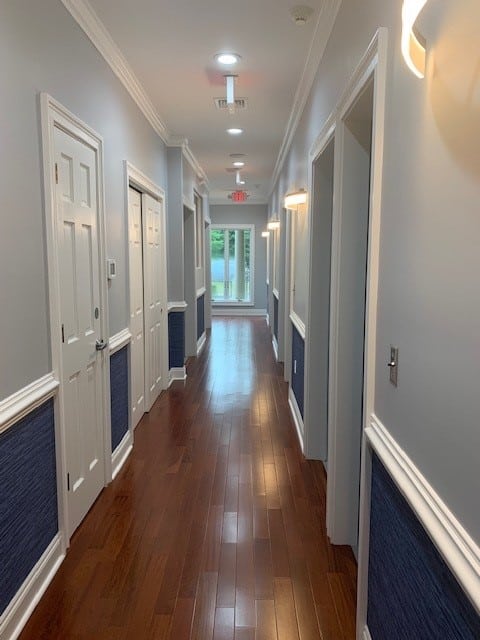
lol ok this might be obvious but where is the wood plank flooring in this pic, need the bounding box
[19,317,357,639]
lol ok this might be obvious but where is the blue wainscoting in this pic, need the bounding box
[0,399,58,616]
[273,295,279,341]
[291,324,305,418]
[368,453,480,639]
[169,311,185,369]
[197,294,205,340]
[110,346,129,452]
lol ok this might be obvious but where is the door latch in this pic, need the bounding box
[95,338,108,351]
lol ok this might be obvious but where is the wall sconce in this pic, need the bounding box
[284,188,307,208]
[267,220,280,230]
[401,0,428,78]
[261,231,270,238]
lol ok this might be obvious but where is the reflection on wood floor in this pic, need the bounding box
[20,317,357,640]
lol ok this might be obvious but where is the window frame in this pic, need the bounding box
[210,223,255,306]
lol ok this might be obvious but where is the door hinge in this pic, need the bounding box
[55,163,59,184]
[61,324,65,343]
[67,473,70,491]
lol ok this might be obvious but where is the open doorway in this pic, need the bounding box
[184,205,197,358]
[327,77,375,555]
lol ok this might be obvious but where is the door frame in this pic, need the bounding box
[125,162,169,416]
[304,113,336,461]
[40,93,111,547]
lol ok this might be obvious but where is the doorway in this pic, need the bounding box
[327,77,375,554]
[42,95,110,540]
[184,205,197,358]
[304,132,335,461]
[127,164,168,426]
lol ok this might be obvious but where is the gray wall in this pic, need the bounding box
[0,0,167,399]
[210,204,268,311]
[269,0,480,542]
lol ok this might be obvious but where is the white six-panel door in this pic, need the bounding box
[143,193,164,409]
[128,187,146,427]
[54,125,105,536]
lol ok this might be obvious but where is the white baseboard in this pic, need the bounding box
[111,430,133,480]
[272,336,279,361]
[211,308,266,317]
[366,413,480,614]
[197,333,206,356]
[0,534,64,640]
[288,387,304,454]
[362,626,372,640]
[168,367,187,386]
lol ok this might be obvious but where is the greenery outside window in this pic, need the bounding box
[211,224,254,304]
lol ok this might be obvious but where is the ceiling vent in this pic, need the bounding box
[214,97,248,111]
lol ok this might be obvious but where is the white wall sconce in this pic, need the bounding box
[267,220,280,230]
[401,0,428,78]
[284,189,307,208]
[261,231,270,238]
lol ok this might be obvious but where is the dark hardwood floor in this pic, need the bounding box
[20,317,357,639]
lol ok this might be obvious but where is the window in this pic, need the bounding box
[211,224,254,304]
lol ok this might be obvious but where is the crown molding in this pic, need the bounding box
[269,0,342,196]
[60,0,208,187]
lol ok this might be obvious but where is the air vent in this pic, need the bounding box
[214,98,248,110]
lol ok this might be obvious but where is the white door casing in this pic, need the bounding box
[42,93,111,543]
[128,187,145,427]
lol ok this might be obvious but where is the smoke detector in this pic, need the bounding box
[289,5,314,25]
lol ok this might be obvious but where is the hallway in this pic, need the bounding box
[19,317,356,640]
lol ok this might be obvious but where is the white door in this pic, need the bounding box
[143,193,164,409]
[128,187,145,428]
[54,125,105,536]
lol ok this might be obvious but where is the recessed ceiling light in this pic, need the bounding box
[215,53,240,65]
[227,128,243,135]
[233,161,245,167]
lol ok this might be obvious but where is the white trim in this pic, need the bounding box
[272,336,279,361]
[169,367,187,385]
[183,196,195,211]
[289,311,306,340]
[109,328,132,355]
[211,308,266,317]
[126,161,164,199]
[40,92,111,544]
[168,301,188,312]
[196,333,207,356]
[269,0,342,195]
[0,534,64,640]
[111,430,133,480]
[362,627,372,640]
[272,288,279,299]
[288,387,304,454]
[0,374,59,436]
[196,286,206,298]
[366,414,480,614]
[169,136,209,187]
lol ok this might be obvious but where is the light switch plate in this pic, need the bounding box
[389,346,398,387]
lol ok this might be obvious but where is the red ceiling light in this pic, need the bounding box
[229,190,248,203]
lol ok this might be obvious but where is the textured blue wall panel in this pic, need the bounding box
[110,346,129,452]
[368,453,480,639]
[197,294,205,340]
[273,295,279,341]
[0,399,58,616]
[169,311,185,369]
[291,324,305,418]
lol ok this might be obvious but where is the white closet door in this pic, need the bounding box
[128,187,145,428]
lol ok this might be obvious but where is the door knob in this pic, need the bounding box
[95,339,108,351]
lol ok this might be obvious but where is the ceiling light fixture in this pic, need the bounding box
[233,161,245,167]
[215,53,240,66]
[289,5,314,26]
[401,0,428,78]
[284,189,307,208]
[267,220,280,230]
[227,128,243,135]
[230,153,245,158]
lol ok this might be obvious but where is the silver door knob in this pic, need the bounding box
[95,339,108,351]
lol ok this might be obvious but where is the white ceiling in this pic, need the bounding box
[88,0,326,203]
